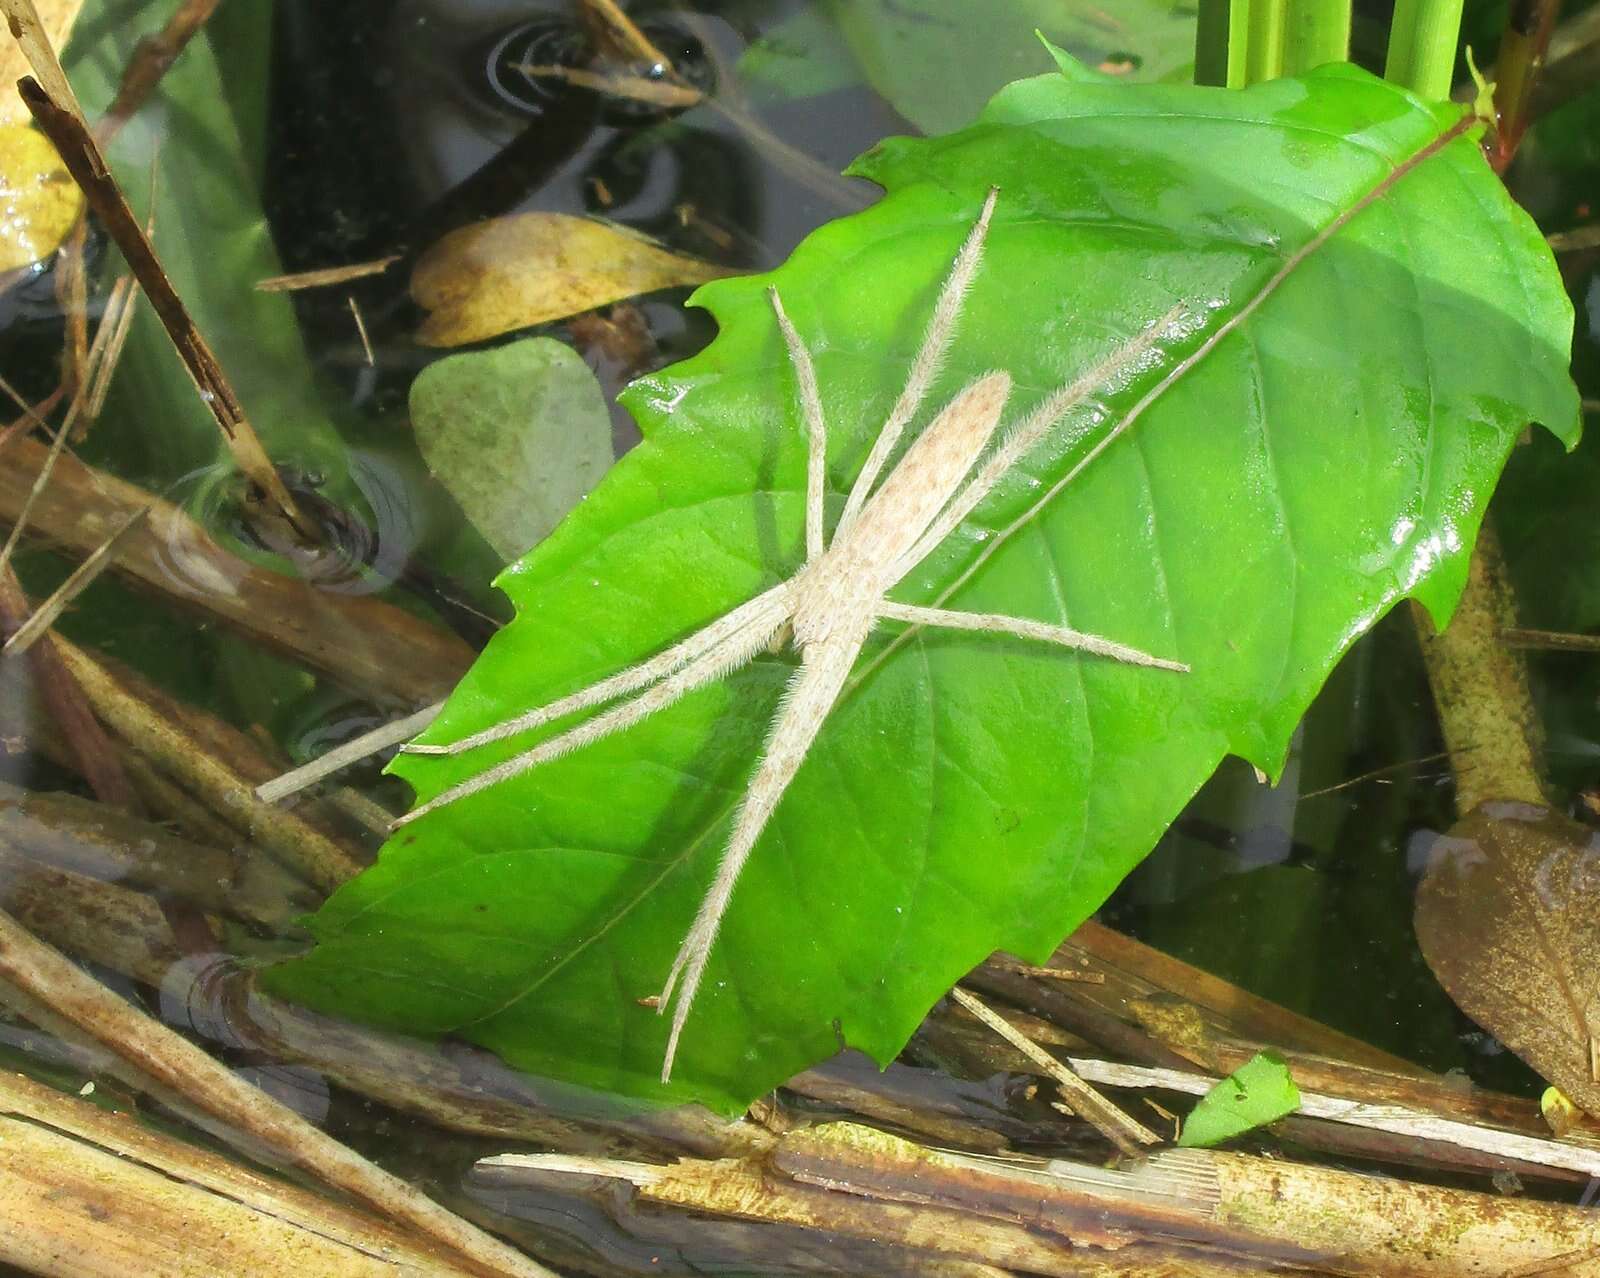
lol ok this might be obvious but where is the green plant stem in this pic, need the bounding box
[1194,0,1233,85]
[1246,0,1288,82]
[1284,0,1351,73]
[1384,0,1467,98]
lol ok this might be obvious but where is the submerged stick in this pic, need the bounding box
[0,431,474,703]
[0,906,557,1278]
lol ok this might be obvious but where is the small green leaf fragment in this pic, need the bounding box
[1179,1051,1301,1148]
[409,338,615,562]
[1034,31,1113,82]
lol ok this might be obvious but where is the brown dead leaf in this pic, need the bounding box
[411,213,732,347]
[0,124,82,271]
[1415,802,1600,1118]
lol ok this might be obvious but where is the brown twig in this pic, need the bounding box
[1490,0,1567,171]
[1,789,313,931]
[575,0,682,75]
[96,0,221,145]
[0,431,474,704]
[1501,626,1600,652]
[949,985,1160,1156]
[0,566,136,809]
[14,75,313,540]
[254,254,402,293]
[0,906,557,1278]
[51,635,365,894]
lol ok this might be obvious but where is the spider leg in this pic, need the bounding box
[877,600,1187,671]
[657,633,864,1082]
[403,583,791,758]
[768,287,829,564]
[833,186,999,540]
[393,594,791,828]
[886,302,1192,586]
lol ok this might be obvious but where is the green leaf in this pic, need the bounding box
[826,0,1198,133]
[409,339,615,563]
[1178,1051,1300,1147]
[264,63,1579,1113]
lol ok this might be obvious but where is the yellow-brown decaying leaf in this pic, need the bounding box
[411,212,732,347]
[1415,802,1600,1119]
[0,0,82,124]
[0,124,82,271]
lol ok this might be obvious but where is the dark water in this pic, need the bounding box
[1,1,1597,1271]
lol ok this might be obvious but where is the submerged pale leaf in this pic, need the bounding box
[267,64,1579,1112]
[412,213,732,347]
[409,338,615,561]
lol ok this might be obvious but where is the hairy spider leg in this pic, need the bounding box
[767,287,828,565]
[834,186,1000,541]
[876,601,1188,671]
[658,633,864,1081]
[401,583,793,760]
[393,593,790,827]
[888,302,1193,586]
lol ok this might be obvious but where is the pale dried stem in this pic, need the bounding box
[0,907,557,1278]
[255,254,402,292]
[485,1120,1600,1274]
[576,0,681,73]
[0,0,82,125]
[513,61,701,108]
[83,272,140,421]
[347,294,375,366]
[256,700,443,803]
[949,985,1159,1156]
[3,504,148,656]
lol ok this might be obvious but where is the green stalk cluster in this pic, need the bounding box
[1195,0,1465,99]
